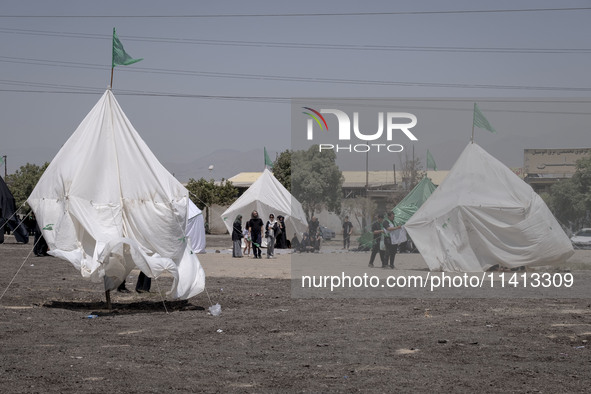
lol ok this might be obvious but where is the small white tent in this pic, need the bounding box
[405,143,573,272]
[28,89,205,299]
[221,168,308,239]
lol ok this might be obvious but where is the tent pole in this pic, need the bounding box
[110,67,114,89]
[105,290,112,310]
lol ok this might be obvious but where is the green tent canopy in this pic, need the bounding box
[392,177,437,226]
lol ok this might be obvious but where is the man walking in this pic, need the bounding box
[368,213,386,268]
[342,216,353,250]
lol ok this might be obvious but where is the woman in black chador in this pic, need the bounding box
[275,215,287,249]
[232,214,243,258]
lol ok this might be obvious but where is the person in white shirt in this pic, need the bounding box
[384,211,406,269]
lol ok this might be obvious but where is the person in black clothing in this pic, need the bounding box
[135,272,151,293]
[307,216,321,252]
[368,213,386,268]
[117,280,130,293]
[290,233,299,251]
[25,215,36,236]
[33,220,49,257]
[265,213,279,258]
[298,232,314,253]
[274,215,287,249]
[342,216,353,250]
[383,211,401,269]
[246,210,264,259]
[232,214,243,258]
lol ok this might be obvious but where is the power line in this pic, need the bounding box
[2,56,591,93]
[2,84,591,115]
[1,7,590,18]
[0,83,292,103]
[2,86,591,120]
[1,27,590,54]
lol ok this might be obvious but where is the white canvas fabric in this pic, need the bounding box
[27,89,205,299]
[221,168,308,240]
[405,143,573,272]
[187,200,206,254]
[390,227,407,245]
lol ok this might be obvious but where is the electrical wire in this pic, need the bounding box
[1,7,590,18]
[1,28,590,54]
[2,57,591,93]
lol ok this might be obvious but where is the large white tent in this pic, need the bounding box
[221,168,308,240]
[28,89,205,299]
[405,143,573,272]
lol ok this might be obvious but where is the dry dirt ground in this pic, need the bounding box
[1,235,591,393]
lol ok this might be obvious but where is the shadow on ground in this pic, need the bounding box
[43,299,205,315]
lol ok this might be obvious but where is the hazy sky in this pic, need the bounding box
[2,1,590,179]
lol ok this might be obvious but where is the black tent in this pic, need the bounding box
[0,176,29,244]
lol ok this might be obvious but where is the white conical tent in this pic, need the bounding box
[221,168,308,240]
[27,89,205,299]
[405,143,573,272]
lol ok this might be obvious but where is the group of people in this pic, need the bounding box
[232,210,288,259]
[368,211,407,269]
[231,210,406,268]
[293,216,322,253]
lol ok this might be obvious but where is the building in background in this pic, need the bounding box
[524,148,591,194]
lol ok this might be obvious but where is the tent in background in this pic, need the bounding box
[187,200,206,253]
[405,143,573,272]
[221,168,308,240]
[392,176,437,226]
[28,89,205,299]
[0,176,29,244]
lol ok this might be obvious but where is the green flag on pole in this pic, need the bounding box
[264,147,274,168]
[0,156,4,165]
[112,28,143,68]
[473,103,496,133]
[426,149,437,171]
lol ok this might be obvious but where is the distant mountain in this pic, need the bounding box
[163,149,272,183]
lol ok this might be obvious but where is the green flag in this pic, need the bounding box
[473,103,496,133]
[264,147,274,168]
[426,150,437,171]
[0,156,4,165]
[112,28,143,68]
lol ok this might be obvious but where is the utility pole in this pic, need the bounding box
[364,151,369,231]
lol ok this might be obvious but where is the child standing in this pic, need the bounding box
[243,227,251,256]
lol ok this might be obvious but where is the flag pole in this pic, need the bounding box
[110,28,115,89]
[471,103,475,144]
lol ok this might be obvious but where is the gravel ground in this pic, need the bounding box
[1,236,590,393]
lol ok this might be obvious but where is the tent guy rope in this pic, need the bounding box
[0,232,44,302]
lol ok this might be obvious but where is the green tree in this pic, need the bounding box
[291,146,343,220]
[570,155,591,213]
[547,156,591,229]
[185,178,238,233]
[272,149,292,191]
[5,162,50,208]
[185,178,238,208]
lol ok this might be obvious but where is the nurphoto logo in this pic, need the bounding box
[303,107,418,153]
